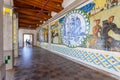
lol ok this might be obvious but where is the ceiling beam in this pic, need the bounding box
[14,7,40,12]
[19,22,41,26]
[13,0,64,29]
[18,14,45,21]
[14,7,51,13]
[19,23,38,28]
[19,16,44,22]
[31,0,63,10]
[19,23,37,26]
[15,0,62,12]
[51,0,63,3]
[19,19,42,24]
[15,9,51,19]
[19,22,39,25]
[19,26,37,29]
[19,23,40,29]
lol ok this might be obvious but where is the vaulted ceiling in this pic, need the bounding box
[13,0,64,29]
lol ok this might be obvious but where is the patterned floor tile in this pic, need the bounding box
[14,47,118,80]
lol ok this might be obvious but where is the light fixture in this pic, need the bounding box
[40,20,42,22]
[29,25,31,28]
[36,24,39,26]
[43,21,46,23]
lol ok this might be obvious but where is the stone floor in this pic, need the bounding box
[6,69,14,80]
[13,47,118,80]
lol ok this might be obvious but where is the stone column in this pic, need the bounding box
[0,0,3,66]
[48,20,51,49]
[13,13,19,58]
[3,7,13,70]
[0,0,6,80]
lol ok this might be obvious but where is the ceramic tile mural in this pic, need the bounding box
[39,25,48,43]
[51,44,120,77]
[87,0,120,52]
[40,42,48,49]
[51,20,60,44]
[49,0,120,52]
[38,0,120,77]
[39,28,44,42]
[39,25,49,48]
[61,9,90,47]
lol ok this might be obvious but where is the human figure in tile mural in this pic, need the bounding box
[74,17,82,35]
[107,0,119,8]
[51,31,55,43]
[111,0,118,6]
[106,36,114,50]
[101,16,120,50]
[92,19,101,48]
[106,37,120,51]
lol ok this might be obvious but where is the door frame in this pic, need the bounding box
[23,33,34,47]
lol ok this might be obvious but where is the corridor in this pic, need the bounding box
[13,47,117,80]
[1,0,120,80]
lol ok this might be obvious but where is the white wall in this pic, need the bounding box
[19,29,37,47]
[62,0,75,8]
[4,0,13,7]
[51,0,75,17]
[51,11,57,17]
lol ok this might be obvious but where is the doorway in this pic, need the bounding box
[23,34,34,47]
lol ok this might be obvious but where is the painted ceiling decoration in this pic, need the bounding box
[13,0,64,29]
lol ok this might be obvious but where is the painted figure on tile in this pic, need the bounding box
[51,31,55,43]
[106,37,120,52]
[62,18,67,36]
[69,16,75,36]
[37,32,39,41]
[53,33,59,44]
[106,37,114,50]
[51,21,59,44]
[111,0,118,5]
[107,0,118,8]
[101,16,120,50]
[61,10,89,47]
[74,17,82,36]
[44,29,48,42]
[69,16,82,36]
[92,19,101,48]
[40,28,44,42]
